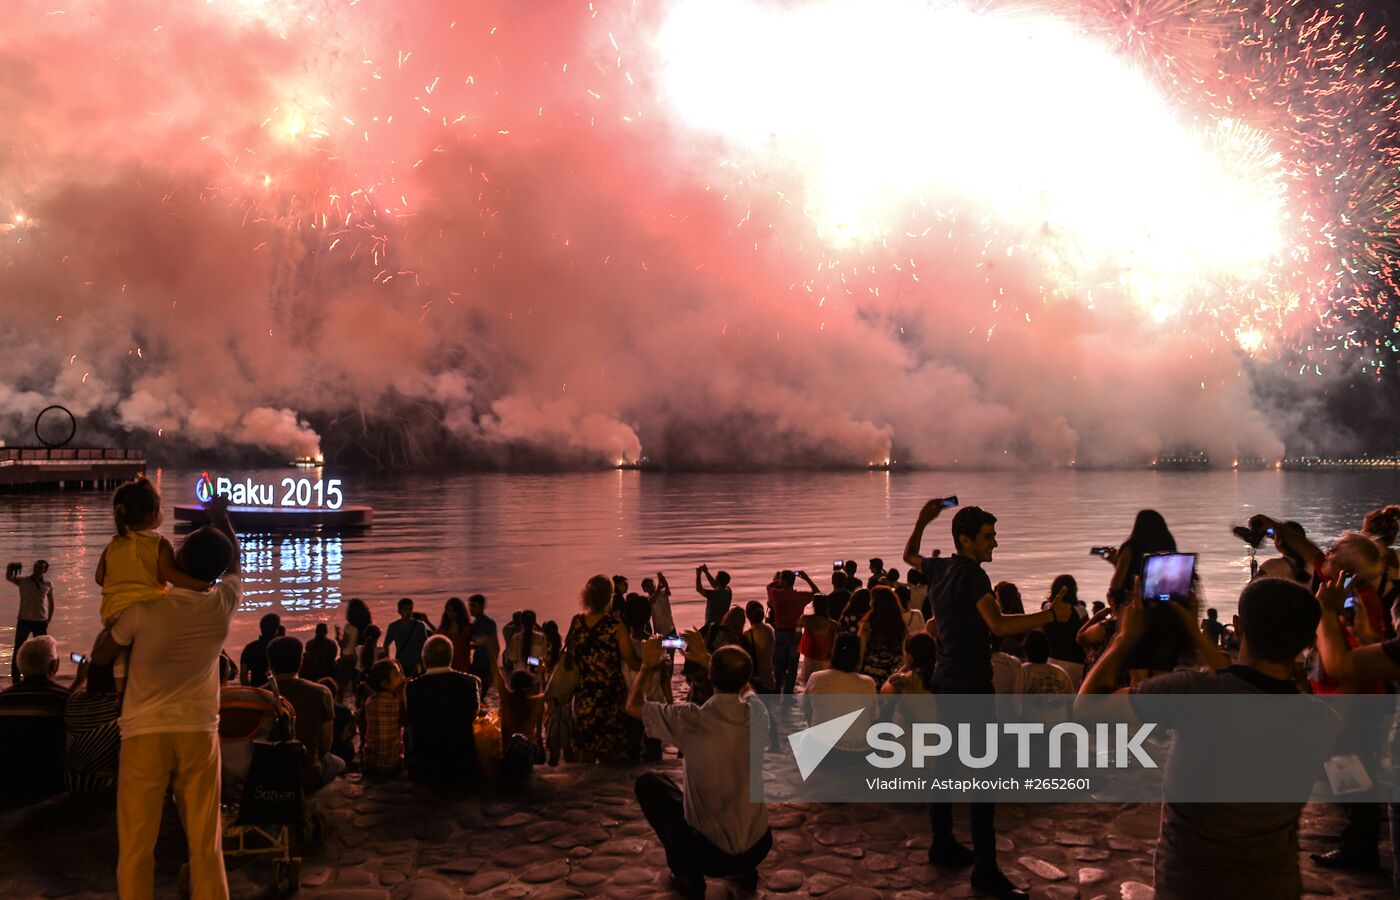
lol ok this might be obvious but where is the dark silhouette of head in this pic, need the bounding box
[710,646,753,693]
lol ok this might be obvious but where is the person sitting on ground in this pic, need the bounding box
[882,631,937,695]
[744,601,777,693]
[65,641,122,795]
[0,635,71,801]
[405,635,480,788]
[628,640,773,899]
[267,635,346,792]
[240,613,282,687]
[990,644,1025,695]
[300,622,338,683]
[362,658,406,778]
[642,572,676,637]
[897,582,925,635]
[384,597,432,677]
[1020,631,1074,694]
[695,564,733,629]
[798,593,837,686]
[1077,577,1315,900]
[859,586,909,689]
[803,633,878,753]
[317,676,357,766]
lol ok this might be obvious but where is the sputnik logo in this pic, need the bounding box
[788,709,864,781]
[194,470,214,504]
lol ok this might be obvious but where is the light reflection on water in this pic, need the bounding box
[2,467,1397,670]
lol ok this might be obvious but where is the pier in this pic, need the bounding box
[0,447,145,491]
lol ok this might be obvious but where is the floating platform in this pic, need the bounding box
[0,447,145,491]
[174,504,373,531]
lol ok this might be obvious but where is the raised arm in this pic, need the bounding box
[1249,515,1323,570]
[626,639,664,719]
[1315,572,1400,683]
[903,498,945,572]
[204,497,241,575]
[658,571,669,593]
[976,585,1069,638]
[158,536,212,591]
[617,622,642,670]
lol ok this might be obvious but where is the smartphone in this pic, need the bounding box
[940,496,959,509]
[1090,547,1114,558]
[70,652,87,665]
[527,656,542,667]
[1344,597,1357,610]
[1265,527,1276,538]
[661,637,687,650]
[833,560,843,570]
[1141,552,1198,604]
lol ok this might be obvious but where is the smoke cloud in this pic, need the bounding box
[0,0,1306,467]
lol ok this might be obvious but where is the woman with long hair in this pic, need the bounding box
[858,586,909,689]
[798,593,837,686]
[1041,575,1085,664]
[882,631,937,695]
[1096,509,1184,679]
[507,610,551,679]
[437,597,473,673]
[838,589,872,635]
[564,575,641,762]
[335,597,373,699]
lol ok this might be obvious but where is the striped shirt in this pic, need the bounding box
[65,690,122,794]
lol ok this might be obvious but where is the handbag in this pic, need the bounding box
[545,654,580,702]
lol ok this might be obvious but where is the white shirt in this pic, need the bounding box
[642,693,770,855]
[650,588,676,635]
[991,652,1024,695]
[111,576,242,739]
[802,668,878,752]
[903,608,926,633]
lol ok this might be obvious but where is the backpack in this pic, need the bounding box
[501,733,536,780]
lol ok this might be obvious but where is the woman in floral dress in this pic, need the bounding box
[566,574,641,762]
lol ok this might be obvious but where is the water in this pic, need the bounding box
[3,467,1398,669]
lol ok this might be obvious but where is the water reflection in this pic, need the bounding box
[237,535,344,616]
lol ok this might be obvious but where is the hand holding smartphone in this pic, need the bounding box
[661,637,687,650]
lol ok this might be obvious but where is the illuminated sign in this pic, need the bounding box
[195,471,344,509]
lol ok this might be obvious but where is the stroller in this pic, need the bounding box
[188,680,314,896]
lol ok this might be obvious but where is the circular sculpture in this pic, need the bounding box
[34,405,77,448]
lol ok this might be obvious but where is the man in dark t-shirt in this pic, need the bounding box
[904,499,1071,900]
[696,565,733,628]
[1079,577,1327,900]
